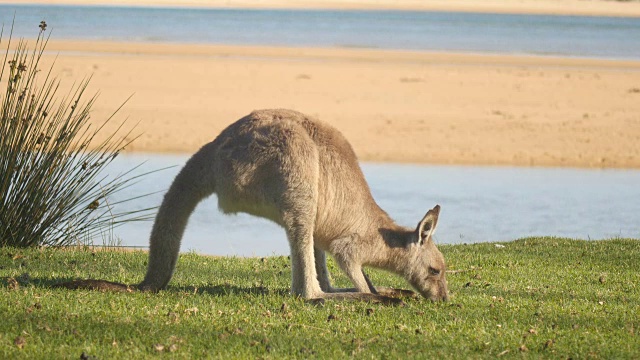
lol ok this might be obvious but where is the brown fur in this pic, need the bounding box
[139,109,448,302]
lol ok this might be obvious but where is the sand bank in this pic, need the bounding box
[2,0,640,17]
[24,40,640,168]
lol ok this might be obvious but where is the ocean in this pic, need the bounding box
[1,5,639,60]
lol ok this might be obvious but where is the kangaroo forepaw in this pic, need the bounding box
[306,293,405,306]
[375,287,418,298]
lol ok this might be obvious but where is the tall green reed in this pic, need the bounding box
[0,21,155,247]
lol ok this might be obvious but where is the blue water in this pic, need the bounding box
[1,5,640,59]
[106,154,640,256]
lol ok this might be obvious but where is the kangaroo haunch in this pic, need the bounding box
[139,109,449,303]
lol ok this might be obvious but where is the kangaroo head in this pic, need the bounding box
[404,205,449,301]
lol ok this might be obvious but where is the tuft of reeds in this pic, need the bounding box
[0,20,155,247]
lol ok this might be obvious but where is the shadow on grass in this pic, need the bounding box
[1,276,290,297]
[169,283,290,297]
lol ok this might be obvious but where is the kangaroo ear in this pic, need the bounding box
[416,205,440,245]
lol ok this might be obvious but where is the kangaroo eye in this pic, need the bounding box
[428,267,441,276]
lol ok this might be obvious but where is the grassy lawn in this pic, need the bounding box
[1,238,638,359]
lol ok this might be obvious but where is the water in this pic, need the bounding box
[1,5,640,59]
[106,153,640,256]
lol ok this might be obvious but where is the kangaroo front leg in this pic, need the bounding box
[362,269,416,298]
[315,249,380,294]
[341,264,372,293]
[326,236,371,293]
[361,270,379,294]
[321,270,376,294]
[322,270,415,297]
[308,267,408,305]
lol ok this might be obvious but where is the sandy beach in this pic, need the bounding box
[26,40,638,169]
[3,0,640,17]
[2,1,640,169]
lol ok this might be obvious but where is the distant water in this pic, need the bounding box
[1,5,640,59]
[105,154,640,256]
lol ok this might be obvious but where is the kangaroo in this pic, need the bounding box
[139,109,448,303]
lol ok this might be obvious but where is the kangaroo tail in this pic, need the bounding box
[139,142,217,291]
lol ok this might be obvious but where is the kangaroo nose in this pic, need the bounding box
[439,281,449,301]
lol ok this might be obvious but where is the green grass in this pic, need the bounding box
[1,238,638,359]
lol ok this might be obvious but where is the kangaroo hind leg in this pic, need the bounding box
[280,137,325,299]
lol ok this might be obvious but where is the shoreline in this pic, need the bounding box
[41,40,640,66]
[2,0,640,17]
[23,40,640,169]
